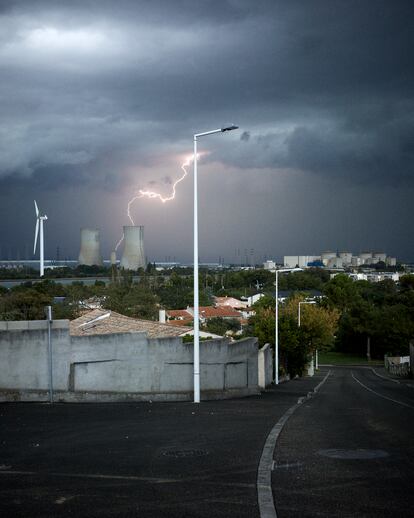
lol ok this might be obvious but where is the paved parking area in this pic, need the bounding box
[0,375,322,518]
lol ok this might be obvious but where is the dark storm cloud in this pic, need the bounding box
[0,1,413,260]
[211,105,414,186]
[0,0,412,189]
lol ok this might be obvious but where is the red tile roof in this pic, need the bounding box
[166,306,242,320]
[198,306,242,318]
[166,309,192,319]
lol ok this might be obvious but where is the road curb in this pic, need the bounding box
[257,371,331,518]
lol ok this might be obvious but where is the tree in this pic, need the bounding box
[400,274,414,292]
[203,317,240,336]
[103,284,159,320]
[156,273,210,309]
[249,306,275,347]
[248,294,322,378]
[283,294,339,350]
[323,274,361,310]
[0,289,52,320]
[280,294,339,374]
[334,280,414,359]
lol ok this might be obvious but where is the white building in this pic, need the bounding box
[241,293,265,306]
[386,257,397,266]
[331,272,400,283]
[283,255,321,268]
[338,251,353,265]
[359,252,373,264]
[327,256,343,268]
[263,260,276,270]
[321,251,337,265]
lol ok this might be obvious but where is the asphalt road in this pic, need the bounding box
[1,367,413,517]
[0,375,322,518]
[273,367,414,517]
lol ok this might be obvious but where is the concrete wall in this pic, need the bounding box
[258,343,273,389]
[0,320,71,391]
[0,319,259,402]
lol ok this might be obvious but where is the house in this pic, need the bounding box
[214,296,248,309]
[167,306,243,325]
[165,309,193,326]
[70,309,191,338]
[238,306,256,319]
[192,306,243,323]
[241,293,265,306]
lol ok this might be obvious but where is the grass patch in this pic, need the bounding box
[318,351,383,366]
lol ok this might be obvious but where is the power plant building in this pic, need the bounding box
[284,250,396,269]
[283,255,321,268]
[120,225,146,270]
[78,228,103,266]
[321,251,337,265]
[359,252,373,264]
[338,251,353,265]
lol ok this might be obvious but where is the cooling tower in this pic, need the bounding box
[78,228,103,266]
[120,225,146,270]
[321,251,336,266]
[110,251,117,265]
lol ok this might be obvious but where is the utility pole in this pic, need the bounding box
[45,306,54,404]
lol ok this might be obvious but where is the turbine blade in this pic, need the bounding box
[34,219,39,254]
[34,200,39,217]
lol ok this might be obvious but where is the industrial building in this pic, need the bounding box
[283,251,397,269]
[283,255,322,268]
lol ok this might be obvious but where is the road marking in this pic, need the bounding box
[371,368,400,384]
[352,372,414,410]
[272,461,303,470]
[0,469,255,488]
[0,470,180,483]
[257,371,331,518]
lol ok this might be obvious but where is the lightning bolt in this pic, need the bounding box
[115,155,195,251]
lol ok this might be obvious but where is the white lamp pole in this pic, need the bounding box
[193,124,238,403]
[275,267,302,385]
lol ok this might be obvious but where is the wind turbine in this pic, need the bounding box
[33,200,48,277]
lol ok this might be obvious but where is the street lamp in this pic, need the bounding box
[193,124,238,403]
[275,267,302,385]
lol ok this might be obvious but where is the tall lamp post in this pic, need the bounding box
[193,124,238,403]
[275,267,302,385]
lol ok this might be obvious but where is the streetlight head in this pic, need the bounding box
[221,124,238,132]
[278,267,303,273]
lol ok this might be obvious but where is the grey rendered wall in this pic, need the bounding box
[258,343,273,389]
[0,319,259,401]
[71,336,259,395]
[0,320,70,391]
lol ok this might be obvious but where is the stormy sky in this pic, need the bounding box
[0,0,413,264]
